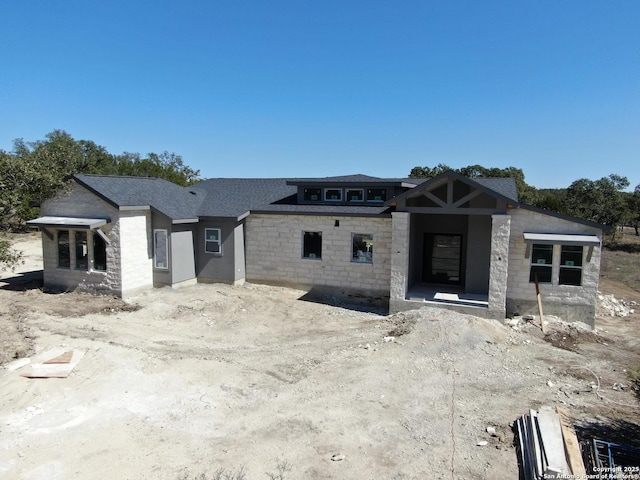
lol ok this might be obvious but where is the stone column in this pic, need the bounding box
[488,214,510,318]
[390,212,410,310]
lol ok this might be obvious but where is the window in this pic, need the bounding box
[346,189,364,202]
[303,187,322,201]
[154,229,169,269]
[367,188,387,202]
[529,244,553,283]
[205,228,222,254]
[302,231,322,259]
[352,233,373,263]
[324,188,342,201]
[75,231,88,270]
[58,230,70,269]
[93,232,107,271]
[559,245,583,286]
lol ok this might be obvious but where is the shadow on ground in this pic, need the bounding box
[0,270,43,291]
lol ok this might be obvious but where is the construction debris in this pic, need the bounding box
[597,292,636,317]
[515,406,585,479]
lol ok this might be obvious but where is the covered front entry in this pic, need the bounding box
[388,171,514,318]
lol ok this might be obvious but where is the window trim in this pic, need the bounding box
[204,227,223,255]
[153,229,169,270]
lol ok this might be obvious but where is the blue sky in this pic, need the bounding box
[1,1,638,189]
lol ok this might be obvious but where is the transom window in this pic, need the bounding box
[346,189,364,202]
[324,189,342,201]
[302,231,322,259]
[303,187,322,201]
[205,228,222,254]
[367,188,387,202]
[352,233,373,263]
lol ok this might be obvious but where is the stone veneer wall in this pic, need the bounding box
[506,208,602,326]
[40,183,121,295]
[118,210,154,297]
[245,214,392,296]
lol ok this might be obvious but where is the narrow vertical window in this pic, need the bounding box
[352,233,373,263]
[154,229,169,269]
[205,228,222,254]
[559,245,583,286]
[75,231,88,270]
[302,231,322,259]
[58,230,70,269]
[93,232,107,271]
[529,244,553,283]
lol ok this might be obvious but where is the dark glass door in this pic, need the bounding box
[422,234,462,285]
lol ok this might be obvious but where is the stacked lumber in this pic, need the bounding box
[516,406,586,479]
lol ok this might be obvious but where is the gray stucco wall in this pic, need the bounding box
[195,218,242,284]
[245,214,392,296]
[506,208,602,326]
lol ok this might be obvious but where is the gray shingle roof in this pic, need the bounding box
[191,178,297,218]
[473,178,519,202]
[74,174,204,220]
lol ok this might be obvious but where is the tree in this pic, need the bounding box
[565,174,630,230]
[409,163,537,203]
[0,130,200,270]
[627,184,640,236]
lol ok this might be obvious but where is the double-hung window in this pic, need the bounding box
[559,245,583,286]
[75,231,88,270]
[205,228,222,254]
[529,244,553,283]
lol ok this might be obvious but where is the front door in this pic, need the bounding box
[422,233,462,285]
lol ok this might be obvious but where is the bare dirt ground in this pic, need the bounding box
[1,234,639,479]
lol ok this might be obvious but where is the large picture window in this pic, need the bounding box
[154,229,169,269]
[205,228,222,254]
[529,244,553,283]
[302,231,322,259]
[559,245,583,286]
[352,233,373,263]
[58,230,70,269]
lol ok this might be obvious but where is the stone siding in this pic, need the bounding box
[506,208,602,326]
[118,210,154,296]
[40,184,121,294]
[245,214,392,296]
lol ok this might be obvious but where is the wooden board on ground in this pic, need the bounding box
[19,348,85,378]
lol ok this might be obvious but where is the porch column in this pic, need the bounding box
[488,214,510,318]
[390,212,410,306]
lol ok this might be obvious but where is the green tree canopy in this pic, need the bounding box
[0,130,200,269]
